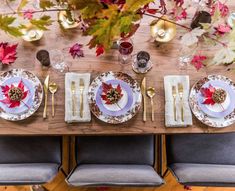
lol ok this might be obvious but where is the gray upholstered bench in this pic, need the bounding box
[0,136,61,185]
[66,135,164,187]
[166,133,235,187]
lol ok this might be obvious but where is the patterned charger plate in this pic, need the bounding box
[0,69,43,121]
[189,75,235,128]
[88,71,142,124]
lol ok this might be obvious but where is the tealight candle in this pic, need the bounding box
[157,29,166,38]
[28,30,37,39]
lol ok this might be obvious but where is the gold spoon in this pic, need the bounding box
[49,82,58,117]
[147,87,156,122]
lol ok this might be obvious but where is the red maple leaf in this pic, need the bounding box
[23,9,34,20]
[0,42,18,65]
[143,4,158,14]
[214,24,231,36]
[100,82,123,105]
[96,45,105,56]
[191,55,207,70]
[211,1,229,17]
[69,43,84,59]
[0,80,29,108]
[200,85,216,105]
[174,0,184,7]
[171,8,187,21]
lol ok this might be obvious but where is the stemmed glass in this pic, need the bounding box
[118,38,133,64]
[49,49,70,73]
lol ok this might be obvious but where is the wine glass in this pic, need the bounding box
[49,49,69,73]
[118,38,133,64]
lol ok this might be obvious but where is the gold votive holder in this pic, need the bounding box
[150,16,177,43]
[21,25,44,42]
[58,11,80,29]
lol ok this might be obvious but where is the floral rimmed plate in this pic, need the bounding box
[88,71,142,124]
[0,69,43,121]
[189,75,235,128]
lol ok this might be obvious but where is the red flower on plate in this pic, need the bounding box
[0,80,29,108]
[0,42,18,65]
[200,84,216,105]
[100,82,123,105]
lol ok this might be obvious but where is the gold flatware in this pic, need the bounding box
[147,87,156,122]
[172,85,177,121]
[178,83,184,122]
[79,79,85,118]
[141,77,147,122]
[49,82,58,117]
[43,75,50,119]
[71,81,76,116]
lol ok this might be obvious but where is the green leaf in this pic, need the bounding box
[70,0,102,19]
[203,36,216,46]
[87,11,141,50]
[68,0,102,10]
[229,28,235,41]
[39,0,55,10]
[211,7,220,23]
[17,0,29,12]
[30,15,53,30]
[0,15,22,37]
[123,0,154,11]
[213,47,235,65]
[200,23,211,31]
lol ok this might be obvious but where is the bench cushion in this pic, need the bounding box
[0,163,59,185]
[170,163,235,187]
[67,164,164,187]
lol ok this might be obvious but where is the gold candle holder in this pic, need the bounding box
[58,11,80,29]
[21,25,44,42]
[150,16,177,43]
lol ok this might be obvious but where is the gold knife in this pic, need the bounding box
[141,77,147,122]
[43,75,50,119]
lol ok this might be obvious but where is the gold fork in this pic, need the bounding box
[71,81,76,116]
[172,86,177,121]
[79,79,85,118]
[178,83,184,122]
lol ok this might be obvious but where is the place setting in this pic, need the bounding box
[189,75,235,128]
[0,69,43,121]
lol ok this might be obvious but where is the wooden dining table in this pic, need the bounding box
[0,1,234,135]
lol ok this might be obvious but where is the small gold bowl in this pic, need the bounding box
[58,11,80,29]
[150,16,177,43]
[21,25,44,42]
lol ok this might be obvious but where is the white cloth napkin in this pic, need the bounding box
[164,75,193,127]
[65,73,91,123]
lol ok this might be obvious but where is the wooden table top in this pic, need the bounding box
[0,2,234,135]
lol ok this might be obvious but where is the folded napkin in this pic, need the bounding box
[65,73,91,123]
[164,75,193,127]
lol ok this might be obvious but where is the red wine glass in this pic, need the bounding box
[118,38,133,64]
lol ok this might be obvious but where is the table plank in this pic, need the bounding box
[0,2,234,135]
